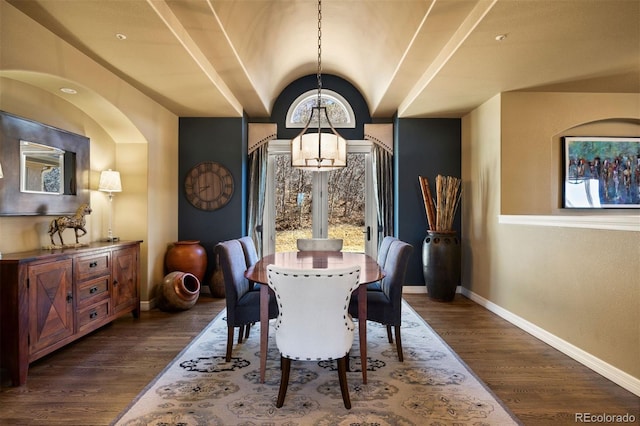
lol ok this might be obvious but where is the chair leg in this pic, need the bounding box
[276,356,291,408]
[245,324,251,339]
[226,326,234,362]
[238,325,244,344]
[337,355,352,409]
[386,325,393,343]
[394,325,403,362]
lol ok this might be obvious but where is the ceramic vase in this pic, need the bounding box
[158,271,201,311]
[422,230,460,302]
[209,267,225,298]
[165,240,207,282]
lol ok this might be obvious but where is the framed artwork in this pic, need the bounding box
[563,136,640,208]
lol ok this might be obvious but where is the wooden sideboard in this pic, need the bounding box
[0,241,142,386]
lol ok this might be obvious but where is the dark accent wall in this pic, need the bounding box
[271,74,371,139]
[178,85,462,288]
[395,118,461,286]
[178,117,247,282]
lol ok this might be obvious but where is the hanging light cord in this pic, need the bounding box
[290,0,346,170]
[317,0,322,111]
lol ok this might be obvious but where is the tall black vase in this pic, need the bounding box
[422,231,461,302]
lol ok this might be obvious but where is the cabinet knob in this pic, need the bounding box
[113,280,119,286]
[66,292,73,302]
[89,261,98,268]
[89,311,98,319]
[89,286,98,294]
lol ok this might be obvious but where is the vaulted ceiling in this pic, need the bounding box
[8,0,640,119]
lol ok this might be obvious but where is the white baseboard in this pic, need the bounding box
[402,285,462,294]
[460,287,640,397]
[140,298,154,311]
[402,285,428,294]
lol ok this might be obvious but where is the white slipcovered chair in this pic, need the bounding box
[266,264,361,409]
[296,238,343,251]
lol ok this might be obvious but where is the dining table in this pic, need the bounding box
[245,250,385,384]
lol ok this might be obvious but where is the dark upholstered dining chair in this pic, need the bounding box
[238,236,261,292]
[367,235,398,291]
[238,236,259,267]
[349,239,413,361]
[266,264,361,409]
[216,239,278,362]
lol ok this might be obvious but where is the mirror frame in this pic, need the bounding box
[0,111,90,216]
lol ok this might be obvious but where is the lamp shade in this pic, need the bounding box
[289,0,347,172]
[290,106,347,171]
[291,132,347,171]
[98,169,122,192]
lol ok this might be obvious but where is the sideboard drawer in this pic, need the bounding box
[77,276,110,306]
[77,300,110,332]
[75,252,110,281]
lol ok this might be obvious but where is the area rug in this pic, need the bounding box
[112,301,521,425]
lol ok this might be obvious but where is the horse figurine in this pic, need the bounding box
[48,203,92,246]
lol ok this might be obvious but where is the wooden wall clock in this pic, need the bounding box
[184,161,234,211]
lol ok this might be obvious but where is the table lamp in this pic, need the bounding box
[98,169,122,242]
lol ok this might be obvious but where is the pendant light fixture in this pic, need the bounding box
[290,0,347,171]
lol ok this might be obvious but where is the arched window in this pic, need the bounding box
[285,89,356,129]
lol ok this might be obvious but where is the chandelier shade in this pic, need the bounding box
[291,106,347,171]
[290,0,347,171]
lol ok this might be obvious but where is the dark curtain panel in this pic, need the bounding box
[372,144,393,240]
[247,143,268,257]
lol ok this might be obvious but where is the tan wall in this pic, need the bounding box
[461,94,502,299]
[0,78,115,248]
[501,92,640,215]
[0,1,179,303]
[462,92,640,380]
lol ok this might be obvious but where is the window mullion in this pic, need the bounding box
[312,172,328,238]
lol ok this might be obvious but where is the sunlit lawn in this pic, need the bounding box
[276,224,365,252]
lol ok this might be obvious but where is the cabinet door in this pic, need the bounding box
[112,246,139,316]
[28,259,74,356]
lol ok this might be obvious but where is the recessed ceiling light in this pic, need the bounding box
[115,33,127,41]
[495,34,507,41]
[60,87,77,94]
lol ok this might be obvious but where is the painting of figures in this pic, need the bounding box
[564,136,640,208]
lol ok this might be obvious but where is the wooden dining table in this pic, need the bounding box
[245,250,384,384]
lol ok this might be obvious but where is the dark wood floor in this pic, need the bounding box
[1,292,638,425]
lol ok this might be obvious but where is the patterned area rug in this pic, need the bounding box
[112,301,521,425]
